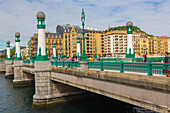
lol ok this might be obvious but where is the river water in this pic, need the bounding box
[0,73,157,113]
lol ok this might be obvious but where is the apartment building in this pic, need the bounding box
[56,24,82,57]
[105,31,127,57]
[56,24,105,57]
[133,31,149,56]
[27,32,63,58]
[149,36,168,56]
[167,37,170,53]
[84,29,105,57]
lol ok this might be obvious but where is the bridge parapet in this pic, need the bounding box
[0,60,6,72]
[52,67,170,92]
[23,63,35,68]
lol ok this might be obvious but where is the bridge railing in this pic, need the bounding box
[88,61,170,76]
[132,57,165,62]
[0,60,4,62]
[51,60,80,68]
[98,57,164,62]
[23,60,35,64]
[51,60,170,76]
[99,58,122,62]
[23,60,31,64]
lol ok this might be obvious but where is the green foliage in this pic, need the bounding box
[116,55,119,61]
[0,55,3,59]
[102,54,105,57]
[3,49,15,59]
[73,54,77,57]
[63,55,66,58]
[22,56,26,60]
[104,26,154,37]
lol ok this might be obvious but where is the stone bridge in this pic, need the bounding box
[1,60,170,113]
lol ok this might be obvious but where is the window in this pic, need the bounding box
[72,42,76,45]
[46,33,48,38]
[72,34,76,37]
[72,38,76,41]
[72,46,76,49]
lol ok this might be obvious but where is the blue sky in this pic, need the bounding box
[0,0,170,49]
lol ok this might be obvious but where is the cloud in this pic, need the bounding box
[0,0,170,49]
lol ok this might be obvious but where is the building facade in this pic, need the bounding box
[56,24,105,57]
[27,32,63,59]
[149,36,168,56]
[105,31,127,57]
[168,37,170,53]
[84,29,105,57]
[133,31,149,56]
[56,24,82,57]
[104,30,169,57]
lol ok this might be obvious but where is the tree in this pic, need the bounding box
[3,49,15,59]
[22,56,26,60]
[103,26,154,37]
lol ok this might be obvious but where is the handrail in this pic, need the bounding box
[51,60,170,76]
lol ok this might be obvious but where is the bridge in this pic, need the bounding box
[1,59,169,113]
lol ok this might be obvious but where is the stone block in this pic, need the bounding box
[80,61,88,72]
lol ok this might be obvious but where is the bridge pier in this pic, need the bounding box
[13,61,34,87]
[5,60,14,78]
[33,61,83,107]
[0,61,5,72]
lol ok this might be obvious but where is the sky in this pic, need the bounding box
[0,0,170,49]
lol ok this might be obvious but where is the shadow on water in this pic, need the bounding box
[0,73,158,113]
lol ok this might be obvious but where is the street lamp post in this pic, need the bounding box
[81,8,87,61]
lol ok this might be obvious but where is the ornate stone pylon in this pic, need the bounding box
[6,40,11,60]
[126,21,135,58]
[77,36,81,59]
[5,40,13,78]
[36,11,48,61]
[15,32,22,60]
[53,42,57,60]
